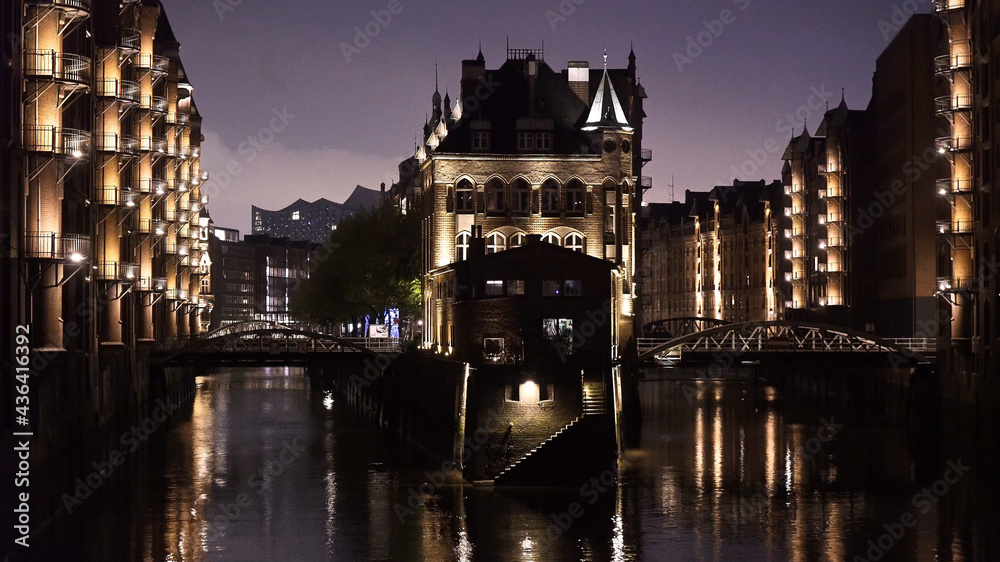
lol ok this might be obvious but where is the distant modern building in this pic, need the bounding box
[208,229,314,329]
[251,185,384,243]
[640,180,789,329]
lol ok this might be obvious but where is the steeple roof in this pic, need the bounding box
[582,51,632,131]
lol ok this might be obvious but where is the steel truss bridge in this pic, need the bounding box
[637,321,935,366]
[155,321,405,367]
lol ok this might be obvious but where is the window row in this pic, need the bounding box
[455,230,586,260]
[452,178,588,217]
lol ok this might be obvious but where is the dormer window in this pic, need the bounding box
[472,132,490,151]
[517,132,552,152]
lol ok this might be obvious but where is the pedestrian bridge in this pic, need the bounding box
[155,321,405,367]
[637,321,935,366]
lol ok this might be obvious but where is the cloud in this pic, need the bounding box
[199,131,405,234]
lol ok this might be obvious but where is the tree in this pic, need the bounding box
[290,203,421,331]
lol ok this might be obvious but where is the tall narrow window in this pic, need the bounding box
[566,180,585,217]
[512,179,530,216]
[456,232,471,262]
[456,179,474,214]
[541,179,560,216]
[486,232,506,254]
[486,179,505,215]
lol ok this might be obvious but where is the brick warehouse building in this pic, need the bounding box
[1,0,209,541]
[394,46,648,354]
[389,46,648,482]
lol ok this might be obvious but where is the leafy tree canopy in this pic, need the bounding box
[290,203,420,327]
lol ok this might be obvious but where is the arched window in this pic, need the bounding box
[566,180,586,217]
[565,232,585,253]
[510,232,527,248]
[541,232,561,245]
[486,232,506,254]
[486,178,505,215]
[541,179,560,216]
[455,231,471,261]
[456,179,474,214]
[512,179,530,216]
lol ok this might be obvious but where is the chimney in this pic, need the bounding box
[567,61,590,104]
[461,53,487,108]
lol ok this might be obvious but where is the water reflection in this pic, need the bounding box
[38,368,998,561]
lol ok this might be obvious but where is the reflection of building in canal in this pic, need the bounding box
[628,379,944,560]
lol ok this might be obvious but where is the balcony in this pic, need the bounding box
[95,262,139,281]
[26,0,91,13]
[938,219,975,234]
[96,186,137,207]
[22,126,90,158]
[136,219,168,235]
[818,162,841,175]
[140,94,168,113]
[178,196,191,211]
[640,148,652,163]
[935,94,973,114]
[793,249,807,258]
[827,212,843,223]
[95,132,139,155]
[137,277,168,292]
[140,136,167,153]
[137,178,168,195]
[933,0,965,11]
[641,176,653,191]
[23,51,92,88]
[24,232,90,261]
[937,178,974,195]
[827,237,845,247]
[133,53,169,75]
[97,78,140,104]
[119,28,140,52]
[938,276,977,292]
[164,288,189,301]
[935,50,972,74]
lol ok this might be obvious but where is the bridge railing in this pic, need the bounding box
[342,337,405,353]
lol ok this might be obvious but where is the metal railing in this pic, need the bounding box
[26,0,92,10]
[119,28,140,52]
[23,51,91,85]
[140,94,168,113]
[133,53,169,74]
[96,185,136,207]
[96,78,140,103]
[937,178,974,194]
[935,94,973,114]
[24,232,90,260]
[933,0,965,12]
[938,219,975,234]
[95,132,139,154]
[22,125,90,157]
[935,50,972,74]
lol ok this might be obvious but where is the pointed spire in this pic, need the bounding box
[583,50,632,132]
[477,42,484,62]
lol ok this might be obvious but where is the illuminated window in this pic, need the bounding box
[541,232,561,246]
[507,280,525,295]
[292,211,300,220]
[564,280,582,296]
[455,231,471,261]
[542,280,562,296]
[564,233,585,253]
[566,180,585,216]
[509,232,527,248]
[486,232,506,254]
[542,318,573,350]
[486,280,504,296]
[456,179,474,214]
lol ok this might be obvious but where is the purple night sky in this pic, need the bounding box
[160,0,926,233]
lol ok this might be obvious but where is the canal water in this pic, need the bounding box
[38,367,998,561]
